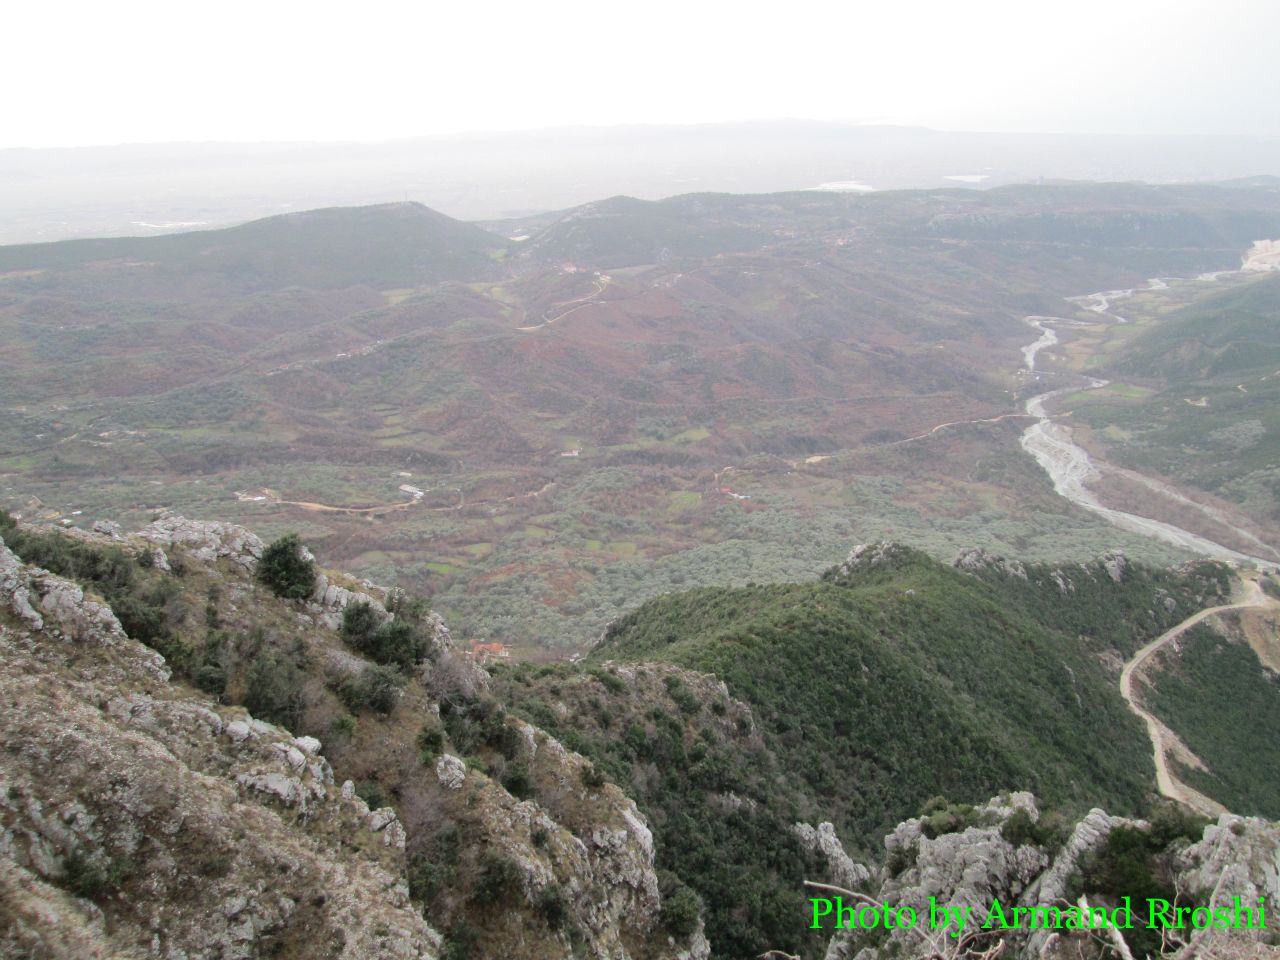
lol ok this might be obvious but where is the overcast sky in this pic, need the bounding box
[5,0,1277,149]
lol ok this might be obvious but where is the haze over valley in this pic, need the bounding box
[5,4,1280,960]
[5,180,1280,651]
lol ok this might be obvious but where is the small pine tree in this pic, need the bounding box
[256,533,316,600]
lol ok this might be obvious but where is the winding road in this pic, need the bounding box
[1118,577,1275,814]
[517,275,611,331]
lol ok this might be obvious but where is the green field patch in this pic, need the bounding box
[379,432,440,448]
[463,542,494,558]
[1101,383,1155,398]
[1102,424,1133,441]
[667,491,702,512]
[1062,383,1154,405]
[606,541,638,558]
[426,561,458,574]
[671,426,711,444]
[523,525,552,538]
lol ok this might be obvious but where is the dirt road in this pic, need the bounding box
[1119,577,1275,814]
[517,276,611,331]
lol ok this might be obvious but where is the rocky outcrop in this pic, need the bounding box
[2,515,699,960]
[309,571,389,630]
[824,793,1280,960]
[1176,813,1280,912]
[453,726,678,960]
[137,513,264,571]
[828,794,1050,960]
[795,821,871,891]
[0,538,43,630]
[833,542,916,574]
[0,539,438,960]
[90,519,122,540]
[1,538,165,685]
[1102,550,1128,583]
[952,547,1028,580]
[434,754,467,790]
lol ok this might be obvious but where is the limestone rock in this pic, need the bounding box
[90,519,122,540]
[137,513,264,571]
[1176,813,1280,907]
[0,606,440,960]
[0,539,44,630]
[1102,550,1128,583]
[435,755,467,790]
[794,821,871,890]
[29,570,128,645]
[953,547,1028,580]
[834,542,914,574]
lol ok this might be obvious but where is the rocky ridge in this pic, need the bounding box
[822,793,1280,960]
[0,536,438,959]
[0,514,703,960]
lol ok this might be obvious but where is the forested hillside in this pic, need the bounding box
[497,543,1231,958]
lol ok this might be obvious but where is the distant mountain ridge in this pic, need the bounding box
[0,201,508,292]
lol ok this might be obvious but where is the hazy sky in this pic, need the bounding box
[6,0,1278,149]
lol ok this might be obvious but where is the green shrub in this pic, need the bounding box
[192,635,228,696]
[387,587,430,621]
[342,600,430,670]
[441,696,512,754]
[1147,801,1210,847]
[474,849,522,900]
[501,761,533,799]
[342,664,404,715]
[256,533,315,600]
[341,600,383,646]
[886,843,917,877]
[581,763,606,790]
[664,675,701,715]
[1001,808,1072,854]
[408,852,455,904]
[1001,807,1054,848]
[659,877,702,938]
[5,529,135,593]
[1077,821,1195,959]
[918,799,980,839]
[329,713,357,741]
[589,667,626,694]
[440,920,477,960]
[111,593,170,648]
[535,883,570,930]
[59,852,126,900]
[355,781,386,810]
[244,653,306,729]
[417,722,445,762]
